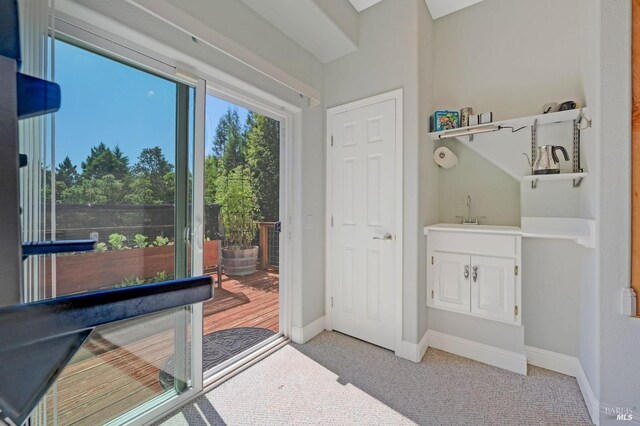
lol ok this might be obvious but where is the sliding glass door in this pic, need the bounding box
[24,37,202,425]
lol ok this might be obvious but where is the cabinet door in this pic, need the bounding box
[470,255,516,323]
[432,252,470,313]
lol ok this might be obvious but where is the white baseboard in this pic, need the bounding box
[426,329,527,375]
[576,362,600,426]
[525,345,600,425]
[397,331,429,362]
[525,346,578,377]
[290,316,325,344]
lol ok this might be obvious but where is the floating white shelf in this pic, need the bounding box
[522,172,588,188]
[428,108,588,140]
[521,217,596,248]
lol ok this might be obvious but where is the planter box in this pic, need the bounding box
[44,240,221,296]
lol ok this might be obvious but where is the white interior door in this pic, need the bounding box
[329,98,397,351]
[470,255,516,323]
[432,252,471,313]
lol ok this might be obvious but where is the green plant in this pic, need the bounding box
[133,233,149,248]
[108,233,128,250]
[152,271,174,282]
[117,275,145,288]
[215,166,258,249]
[95,242,107,253]
[154,235,169,247]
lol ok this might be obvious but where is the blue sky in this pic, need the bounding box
[54,40,249,169]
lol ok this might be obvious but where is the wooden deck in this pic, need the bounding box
[49,270,279,425]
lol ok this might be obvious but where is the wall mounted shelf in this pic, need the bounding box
[427,108,590,182]
[521,217,596,248]
[522,172,588,188]
[428,108,589,140]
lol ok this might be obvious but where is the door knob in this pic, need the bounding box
[373,233,393,240]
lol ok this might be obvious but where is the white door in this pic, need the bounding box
[432,252,471,313]
[470,255,516,323]
[329,97,397,351]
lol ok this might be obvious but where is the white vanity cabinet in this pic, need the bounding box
[425,224,522,326]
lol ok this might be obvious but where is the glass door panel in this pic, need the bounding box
[202,94,281,376]
[37,38,197,424]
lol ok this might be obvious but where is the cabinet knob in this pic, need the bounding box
[464,265,470,279]
[472,266,478,282]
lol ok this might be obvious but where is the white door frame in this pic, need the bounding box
[325,88,404,355]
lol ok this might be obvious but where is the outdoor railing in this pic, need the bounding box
[257,222,279,270]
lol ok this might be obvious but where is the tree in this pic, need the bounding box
[215,166,258,248]
[56,156,79,187]
[245,113,280,221]
[213,108,246,171]
[81,142,130,180]
[204,155,220,205]
[132,146,174,204]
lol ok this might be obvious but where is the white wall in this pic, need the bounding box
[426,0,590,357]
[65,0,326,332]
[324,0,426,344]
[598,0,640,419]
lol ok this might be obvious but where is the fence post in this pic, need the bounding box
[259,223,269,269]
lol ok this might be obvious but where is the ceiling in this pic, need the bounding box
[424,0,485,19]
[240,0,358,64]
[348,0,382,13]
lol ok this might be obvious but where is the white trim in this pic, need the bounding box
[426,329,527,375]
[622,287,637,316]
[576,362,601,425]
[124,0,320,106]
[525,346,577,377]
[325,88,404,355]
[291,316,326,344]
[398,331,430,363]
[53,1,304,114]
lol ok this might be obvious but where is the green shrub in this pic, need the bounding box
[154,236,169,246]
[117,275,145,288]
[95,242,107,253]
[215,166,258,249]
[108,233,128,250]
[133,234,148,248]
[152,271,173,282]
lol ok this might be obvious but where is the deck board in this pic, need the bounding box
[50,270,279,425]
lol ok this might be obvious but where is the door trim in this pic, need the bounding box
[325,88,404,355]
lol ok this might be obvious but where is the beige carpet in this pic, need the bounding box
[157,331,592,425]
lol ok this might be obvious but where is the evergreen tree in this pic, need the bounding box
[56,156,79,187]
[204,154,219,205]
[214,108,246,171]
[81,142,130,180]
[132,146,174,204]
[245,113,280,221]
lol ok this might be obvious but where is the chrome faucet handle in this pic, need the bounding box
[474,216,486,224]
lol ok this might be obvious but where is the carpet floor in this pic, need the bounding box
[156,331,592,425]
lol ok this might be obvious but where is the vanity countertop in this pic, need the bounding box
[423,223,522,236]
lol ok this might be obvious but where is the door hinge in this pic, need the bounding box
[514,305,519,316]
[431,289,434,299]
[331,135,334,147]
[515,266,519,276]
[331,297,334,308]
[331,216,334,227]
[431,256,434,265]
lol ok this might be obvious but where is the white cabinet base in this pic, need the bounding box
[426,225,522,326]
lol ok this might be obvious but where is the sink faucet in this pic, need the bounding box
[456,195,485,225]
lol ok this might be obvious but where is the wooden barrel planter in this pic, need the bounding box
[222,246,258,276]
